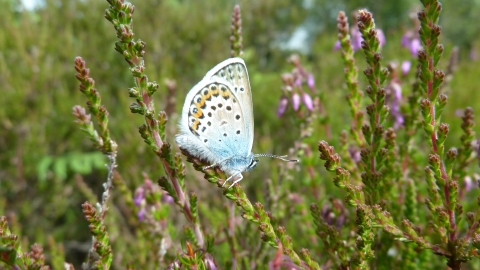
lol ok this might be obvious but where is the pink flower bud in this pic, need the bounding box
[277,95,289,117]
[301,92,313,111]
[292,93,300,111]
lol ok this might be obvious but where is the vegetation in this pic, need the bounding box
[1,0,480,269]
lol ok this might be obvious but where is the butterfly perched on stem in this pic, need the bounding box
[176,58,297,188]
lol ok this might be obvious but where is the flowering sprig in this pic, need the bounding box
[103,0,205,249]
[336,11,365,146]
[357,9,390,205]
[230,4,243,58]
[179,147,320,269]
[277,55,316,117]
[73,56,117,268]
[82,202,113,268]
[73,57,118,155]
[0,216,51,269]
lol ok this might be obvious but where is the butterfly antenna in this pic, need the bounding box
[254,154,298,162]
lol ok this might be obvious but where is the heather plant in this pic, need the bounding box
[2,0,480,269]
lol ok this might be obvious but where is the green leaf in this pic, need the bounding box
[37,155,54,182]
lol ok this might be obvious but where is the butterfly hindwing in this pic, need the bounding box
[176,58,253,167]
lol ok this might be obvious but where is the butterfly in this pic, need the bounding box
[175,58,297,188]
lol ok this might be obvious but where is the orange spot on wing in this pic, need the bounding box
[191,120,200,131]
[192,109,203,119]
[221,90,230,99]
[211,86,219,96]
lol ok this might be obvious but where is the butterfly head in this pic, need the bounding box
[245,155,259,172]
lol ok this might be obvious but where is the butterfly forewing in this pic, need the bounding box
[207,58,254,153]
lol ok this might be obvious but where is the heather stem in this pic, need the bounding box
[104,0,205,248]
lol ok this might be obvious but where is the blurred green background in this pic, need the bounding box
[2,0,480,267]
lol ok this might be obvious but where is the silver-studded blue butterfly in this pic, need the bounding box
[176,58,297,188]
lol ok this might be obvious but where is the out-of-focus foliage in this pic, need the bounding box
[1,0,480,268]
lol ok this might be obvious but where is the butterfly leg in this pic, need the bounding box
[227,174,244,189]
[222,172,241,188]
[203,157,231,170]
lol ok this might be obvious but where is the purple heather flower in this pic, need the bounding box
[161,192,174,204]
[204,254,217,270]
[307,73,315,90]
[409,38,421,56]
[334,26,384,52]
[137,207,146,222]
[463,176,474,193]
[401,61,411,76]
[333,40,341,50]
[134,186,145,207]
[401,30,421,57]
[301,92,313,111]
[350,26,363,51]
[277,95,289,117]
[387,81,404,129]
[348,146,361,163]
[292,93,300,111]
[401,32,411,47]
[376,29,386,47]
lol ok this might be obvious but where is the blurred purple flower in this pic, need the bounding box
[307,73,315,89]
[301,92,313,111]
[334,26,385,52]
[134,186,145,207]
[292,93,300,111]
[376,29,386,47]
[321,200,346,230]
[401,30,421,57]
[333,40,341,50]
[161,193,174,204]
[204,254,217,270]
[463,176,474,192]
[409,39,421,56]
[401,61,411,76]
[348,146,361,163]
[277,95,289,117]
[137,207,146,222]
[386,81,404,129]
[351,26,363,51]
